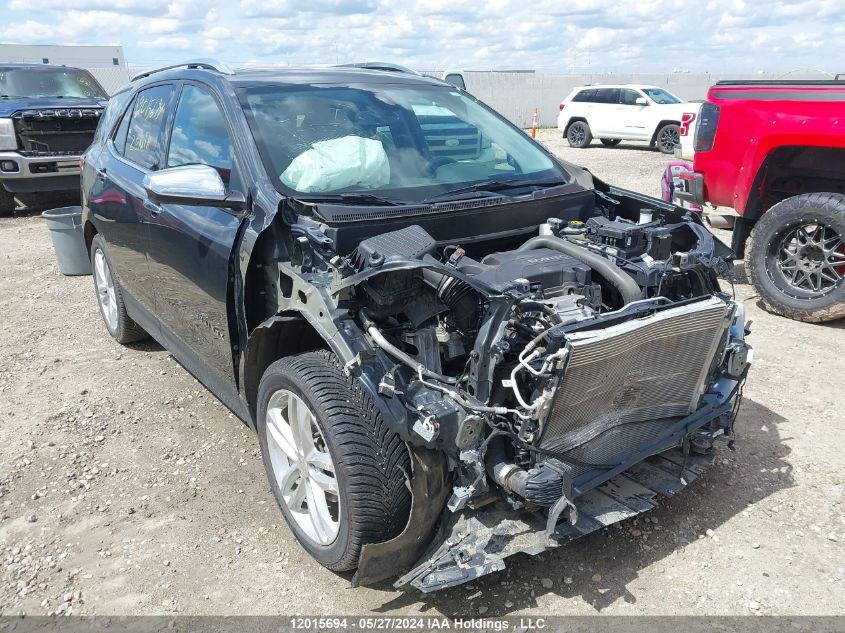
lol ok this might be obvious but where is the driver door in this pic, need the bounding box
[613,88,650,139]
[144,82,245,392]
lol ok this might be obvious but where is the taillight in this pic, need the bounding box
[79,155,85,172]
[680,112,696,136]
[694,102,720,152]
[559,103,565,111]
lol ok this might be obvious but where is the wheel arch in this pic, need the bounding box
[242,312,327,423]
[737,145,845,259]
[83,220,98,257]
[649,119,681,145]
[563,116,588,133]
[745,145,845,222]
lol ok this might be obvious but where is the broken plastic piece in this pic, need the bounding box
[413,417,438,442]
[546,495,578,538]
[397,447,715,592]
[447,486,472,512]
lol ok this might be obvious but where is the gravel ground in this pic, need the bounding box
[1,130,843,617]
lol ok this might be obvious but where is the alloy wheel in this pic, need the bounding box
[93,249,118,331]
[265,389,340,546]
[768,221,845,297]
[568,125,585,146]
[659,127,680,152]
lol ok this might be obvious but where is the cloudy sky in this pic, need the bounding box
[0,0,841,73]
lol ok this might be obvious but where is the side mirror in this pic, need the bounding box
[443,72,467,91]
[635,97,648,106]
[143,164,245,209]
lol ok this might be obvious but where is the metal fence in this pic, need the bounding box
[85,66,132,95]
[424,71,833,128]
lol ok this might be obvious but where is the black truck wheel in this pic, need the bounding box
[655,123,680,154]
[256,350,412,571]
[566,121,592,148]
[746,193,845,322]
[0,187,16,217]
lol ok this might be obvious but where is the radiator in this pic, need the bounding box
[538,296,732,466]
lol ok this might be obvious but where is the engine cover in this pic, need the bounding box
[457,248,598,299]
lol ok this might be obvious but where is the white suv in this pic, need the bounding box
[557,84,699,154]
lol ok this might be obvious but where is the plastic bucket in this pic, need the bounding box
[42,206,91,276]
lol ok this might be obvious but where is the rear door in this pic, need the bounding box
[564,88,594,127]
[86,83,177,320]
[586,88,620,136]
[145,82,244,388]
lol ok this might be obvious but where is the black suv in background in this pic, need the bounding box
[0,64,108,215]
[81,61,750,592]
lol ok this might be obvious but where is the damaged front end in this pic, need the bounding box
[272,187,751,592]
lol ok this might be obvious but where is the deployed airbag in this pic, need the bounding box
[280,135,390,192]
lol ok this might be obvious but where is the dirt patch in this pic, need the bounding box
[1,132,843,616]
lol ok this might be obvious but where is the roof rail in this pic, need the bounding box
[131,58,234,82]
[337,62,420,76]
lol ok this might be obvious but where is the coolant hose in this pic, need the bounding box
[516,235,642,305]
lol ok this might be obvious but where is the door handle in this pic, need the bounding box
[95,167,107,180]
[143,200,162,217]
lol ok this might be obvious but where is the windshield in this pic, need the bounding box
[239,83,566,201]
[0,67,108,99]
[642,88,682,104]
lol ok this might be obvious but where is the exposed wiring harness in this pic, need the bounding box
[414,367,532,420]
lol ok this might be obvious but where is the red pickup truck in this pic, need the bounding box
[680,80,845,322]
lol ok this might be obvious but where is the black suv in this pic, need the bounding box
[81,60,751,592]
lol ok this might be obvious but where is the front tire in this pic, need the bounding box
[257,350,412,572]
[0,187,16,217]
[90,234,148,344]
[566,121,592,148]
[746,193,845,322]
[655,123,680,154]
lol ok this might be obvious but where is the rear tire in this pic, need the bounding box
[746,193,845,322]
[655,123,680,154]
[90,234,148,344]
[566,121,592,148]
[257,350,412,572]
[0,187,16,217]
[600,138,621,147]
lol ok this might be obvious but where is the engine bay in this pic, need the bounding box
[277,186,750,553]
